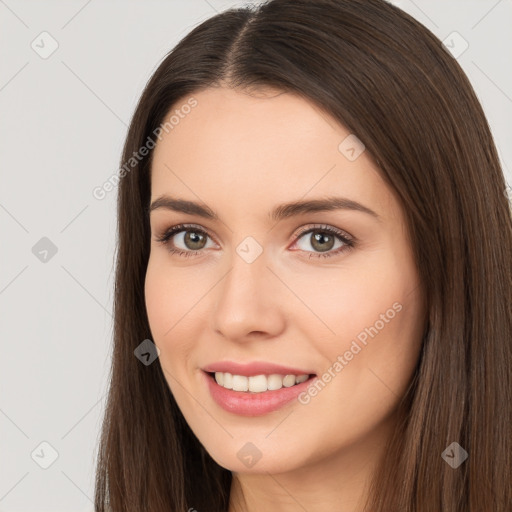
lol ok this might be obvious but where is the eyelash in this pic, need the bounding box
[154,223,355,259]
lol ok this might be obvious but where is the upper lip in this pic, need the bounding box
[202,361,315,377]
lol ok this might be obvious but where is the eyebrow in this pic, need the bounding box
[149,195,380,222]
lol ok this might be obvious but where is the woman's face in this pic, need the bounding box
[145,86,426,475]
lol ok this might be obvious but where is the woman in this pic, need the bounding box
[94,0,512,510]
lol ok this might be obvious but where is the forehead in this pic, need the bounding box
[150,87,395,222]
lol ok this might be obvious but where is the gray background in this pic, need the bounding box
[1,0,511,510]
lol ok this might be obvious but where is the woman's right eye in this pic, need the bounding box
[155,224,215,257]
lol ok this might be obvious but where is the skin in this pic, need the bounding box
[145,86,427,511]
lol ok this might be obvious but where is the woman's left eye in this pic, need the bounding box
[155,223,355,259]
[291,224,355,258]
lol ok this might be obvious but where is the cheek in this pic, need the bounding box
[316,241,423,360]
[300,249,424,407]
[144,258,172,340]
[144,256,200,338]
[293,287,423,454]
[144,257,194,370]
[286,263,414,359]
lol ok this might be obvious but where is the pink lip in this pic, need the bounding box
[202,370,317,417]
[202,361,315,377]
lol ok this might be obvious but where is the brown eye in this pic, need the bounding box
[309,231,336,252]
[292,225,355,259]
[181,230,207,250]
[155,224,215,256]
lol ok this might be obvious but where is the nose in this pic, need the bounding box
[211,247,286,342]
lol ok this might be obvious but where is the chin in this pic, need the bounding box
[197,433,310,475]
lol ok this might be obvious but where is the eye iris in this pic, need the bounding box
[184,231,206,250]
[311,231,334,252]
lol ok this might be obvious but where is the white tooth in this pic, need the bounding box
[283,374,296,387]
[267,374,283,390]
[232,375,249,391]
[248,374,268,393]
[223,372,233,389]
[221,373,307,392]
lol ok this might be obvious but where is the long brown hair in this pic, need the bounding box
[94,0,512,510]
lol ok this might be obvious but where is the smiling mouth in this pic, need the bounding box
[206,371,316,393]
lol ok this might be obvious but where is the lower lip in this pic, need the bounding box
[203,371,316,416]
